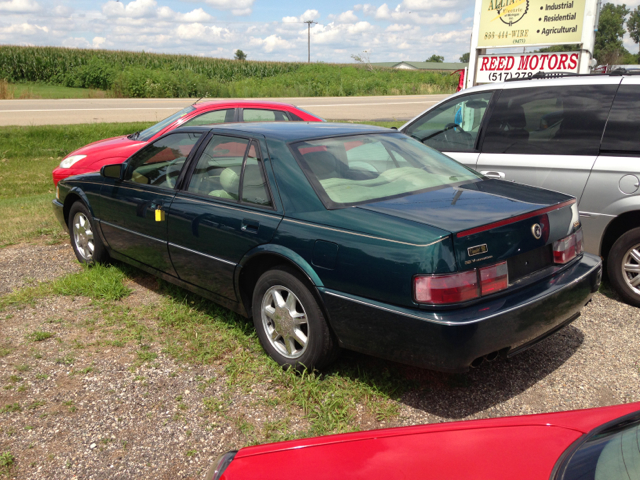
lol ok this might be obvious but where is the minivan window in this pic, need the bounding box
[601,84,640,153]
[482,85,617,156]
[404,92,493,152]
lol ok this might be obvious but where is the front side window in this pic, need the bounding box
[404,92,493,152]
[560,416,640,480]
[243,109,290,122]
[125,132,202,189]
[135,106,196,142]
[291,133,480,208]
[483,85,617,155]
[182,109,235,127]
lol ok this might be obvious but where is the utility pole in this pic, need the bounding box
[303,20,317,63]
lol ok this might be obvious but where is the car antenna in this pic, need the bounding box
[193,97,204,105]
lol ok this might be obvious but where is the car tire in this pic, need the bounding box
[607,227,640,307]
[252,266,340,370]
[68,201,109,265]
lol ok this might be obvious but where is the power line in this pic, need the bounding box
[303,20,317,63]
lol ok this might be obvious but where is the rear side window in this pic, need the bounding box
[243,109,290,122]
[182,109,235,127]
[482,85,617,156]
[601,84,640,153]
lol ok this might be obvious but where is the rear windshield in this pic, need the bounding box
[560,416,640,480]
[137,106,196,142]
[290,133,480,208]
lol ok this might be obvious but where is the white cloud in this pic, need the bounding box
[158,6,213,22]
[250,34,294,52]
[0,0,40,13]
[399,0,470,12]
[329,10,359,24]
[200,0,254,15]
[363,2,462,25]
[1,22,48,34]
[103,0,157,18]
[283,9,319,23]
[92,36,106,48]
[175,23,229,41]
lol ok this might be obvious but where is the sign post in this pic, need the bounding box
[466,0,599,88]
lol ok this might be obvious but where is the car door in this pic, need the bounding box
[400,90,494,169]
[167,134,282,301]
[241,108,294,122]
[476,81,620,200]
[99,131,204,275]
[578,77,640,254]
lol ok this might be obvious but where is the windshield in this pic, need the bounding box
[290,133,480,208]
[136,106,196,142]
[560,416,640,480]
[293,106,326,122]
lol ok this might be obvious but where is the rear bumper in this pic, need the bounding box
[320,253,602,372]
[52,198,68,233]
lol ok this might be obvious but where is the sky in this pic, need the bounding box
[0,0,637,63]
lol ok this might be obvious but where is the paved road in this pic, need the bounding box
[0,94,450,126]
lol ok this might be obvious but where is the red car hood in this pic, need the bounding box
[67,135,147,166]
[226,403,640,480]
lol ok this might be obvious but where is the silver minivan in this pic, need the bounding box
[400,73,640,306]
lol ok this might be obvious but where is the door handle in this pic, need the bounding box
[241,219,259,233]
[480,171,505,179]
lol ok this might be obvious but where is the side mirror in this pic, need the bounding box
[101,164,123,180]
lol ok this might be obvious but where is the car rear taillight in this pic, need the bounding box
[414,261,509,305]
[553,229,584,264]
[414,271,478,304]
[479,262,508,295]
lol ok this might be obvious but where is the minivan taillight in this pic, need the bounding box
[414,261,509,305]
[553,229,584,264]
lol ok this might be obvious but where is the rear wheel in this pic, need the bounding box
[607,227,640,307]
[68,202,109,265]
[252,267,339,370]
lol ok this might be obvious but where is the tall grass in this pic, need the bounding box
[0,46,458,98]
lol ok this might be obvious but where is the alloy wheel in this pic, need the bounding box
[621,243,640,295]
[261,285,309,359]
[72,211,95,262]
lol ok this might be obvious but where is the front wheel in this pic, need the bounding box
[252,267,339,370]
[607,227,640,307]
[68,202,109,265]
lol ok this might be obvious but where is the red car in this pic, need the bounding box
[206,402,640,480]
[52,101,324,185]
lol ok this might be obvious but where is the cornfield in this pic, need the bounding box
[0,45,302,84]
[0,45,458,98]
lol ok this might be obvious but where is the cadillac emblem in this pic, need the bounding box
[531,223,542,240]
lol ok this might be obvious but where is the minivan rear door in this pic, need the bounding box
[476,80,620,201]
[578,76,640,254]
[400,90,495,169]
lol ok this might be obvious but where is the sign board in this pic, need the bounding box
[477,0,586,47]
[476,51,579,82]
[466,0,598,88]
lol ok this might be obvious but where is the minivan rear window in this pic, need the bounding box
[601,84,640,154]
[482,85,617,156]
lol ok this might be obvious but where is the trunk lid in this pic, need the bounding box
[357,179,577,272]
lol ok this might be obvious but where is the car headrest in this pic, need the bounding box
[303,150,340,179]
[507,105,527,129]
[219,166,241,196]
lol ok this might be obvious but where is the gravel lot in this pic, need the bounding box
[1,242,639,479]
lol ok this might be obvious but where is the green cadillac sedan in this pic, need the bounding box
[52,123,601,372]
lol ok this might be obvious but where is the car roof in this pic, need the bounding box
[183,122,395,142]
[459,72,623,95]
[194,100,297,109]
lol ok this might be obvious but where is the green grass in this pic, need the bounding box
[26,331,54,342]
[0,122,153,246]
[9,82,107,99]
